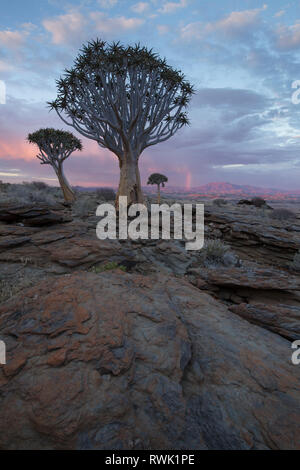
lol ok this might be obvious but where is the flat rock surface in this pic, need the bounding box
[195,265,300,290]
[229,303,300,340]
[0,271,299,450]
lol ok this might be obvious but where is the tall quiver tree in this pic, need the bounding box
[48,39,194,208]
[28,128,82,203]
[147,173,168,204]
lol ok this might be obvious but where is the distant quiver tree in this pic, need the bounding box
[147,173,168,204]
[48,39,194,207]
[28,128,82,203]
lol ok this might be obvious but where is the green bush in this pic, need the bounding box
[90,262,126,273]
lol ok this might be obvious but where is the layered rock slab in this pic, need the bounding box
[0,272,299,450]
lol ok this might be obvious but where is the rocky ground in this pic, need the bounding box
[0,188,299,449]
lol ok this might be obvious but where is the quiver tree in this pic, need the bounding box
[147,173,168,204]
[27,128,82,203]
[48,39,194,207]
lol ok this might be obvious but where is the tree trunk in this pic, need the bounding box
[55,164,75,204]
[116,152,144,208]
[157,184,161,204]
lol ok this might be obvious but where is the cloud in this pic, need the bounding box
[0,60,13,72]
[181,5,267,40]
[276,22,300,50]
[157,25,170,35]
[192,88,269,114]
[43,10,144,45]
[91,12,144,33]
[0,96,121,186]
[0,30,27,49]
[131,2,150,14]
[43,12,86,45]
[159,0,188,14]
[274,10,285,18]
[98,0,118,8]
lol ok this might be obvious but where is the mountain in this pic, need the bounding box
[190,182,296,195]
[181,182,300,200]
[75,182,300,200]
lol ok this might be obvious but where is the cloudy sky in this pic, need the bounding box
[1,0,300,189]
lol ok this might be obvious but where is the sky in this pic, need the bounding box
[1,0,300,190]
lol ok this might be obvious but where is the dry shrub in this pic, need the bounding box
[72,196,98,217]
[213,198,227,207]
[95,187,116,201]
[199,239,239,267]
[291,250,300,271]
[251,197,266,207]
[0,183,58,206]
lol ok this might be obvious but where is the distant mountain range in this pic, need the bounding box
[189,182,300,196]
[145,182,300,200]
[75,182,300,200]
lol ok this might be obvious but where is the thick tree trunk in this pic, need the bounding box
[55,165,75,204]
[157,184,161,204]
[116,153,144,208]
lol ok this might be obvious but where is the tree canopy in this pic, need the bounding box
[147,173,168,187]
[48,39,194,157]
[28,128,82,165]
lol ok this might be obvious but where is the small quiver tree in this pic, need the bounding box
[28,128,82,203]
[147,173,168,203]
[48,39,194,208]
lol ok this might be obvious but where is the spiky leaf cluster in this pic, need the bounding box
[147,173,168,187]
[48,39,194,158]
[28,128,82,167]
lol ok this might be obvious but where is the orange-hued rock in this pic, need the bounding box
[229,303,300,340]
[0,271,299,450]
[197,265,300,290]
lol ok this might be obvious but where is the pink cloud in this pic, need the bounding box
[157,25,170,35]
[43,10,144,45]
[90,12,144,33]
[0,30,27,49]
[43,12,86,45]
[0,137,35,162]
[277,22,300,49]
[274,10,285,18]
[181,5,267,40]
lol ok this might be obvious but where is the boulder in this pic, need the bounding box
[203,206,300,267]
[0,272,299,450]
[0,205,70,226]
